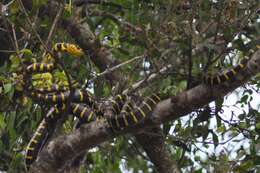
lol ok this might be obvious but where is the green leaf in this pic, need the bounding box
[6,111,17,144]
[216,125,225,133]
[240,94,249,103]
[0,112,5,129]
[255,123,260,129]
[9,54,21,71]
[19,48,33,56]
[239,160,254,170]
[212,132,219,147]
[3,83,12,94]
[215,98,224,113]
[239,122,247,129]
[194,168,203,173]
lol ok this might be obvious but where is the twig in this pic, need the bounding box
[123,64,173,94]
[0,0,15,16]
[74,0,128,10]
[0,27,7,32]
[90,10,142,34]
[90,54,146,81]
[216,114,251,135]
[17,0,49,53]
[195,132,240,145]
[129,138,150,161]
[11,24,19,53]
[46,4,64,47]
[0,50,15,53]
[187,31,193,89]
[1,14,16,51]
[203,1,223,72]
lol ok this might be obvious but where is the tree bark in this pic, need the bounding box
[136,128,180,173]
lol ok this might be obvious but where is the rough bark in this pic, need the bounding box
[135,128,180,173]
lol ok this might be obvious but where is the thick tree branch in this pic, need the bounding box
[135,128,180,173]
[29,50,260,173]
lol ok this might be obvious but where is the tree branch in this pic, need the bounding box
[135,128,180,173]
[123,64,173,94]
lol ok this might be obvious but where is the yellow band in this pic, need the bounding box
[137,108,146,118]
[73,104,79,114]
[80,107,87,118]
[26,147,34,151]
[87,111,94,122]
[143,101,152,111]
[147,97,156,104]
[123,114,129,127]
[130,112,138,123]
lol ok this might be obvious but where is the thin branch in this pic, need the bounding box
[195,132,240,145]
[187,0,194,89]
[90,10,143,34]
[46,4,64,47]
[74,0,128,10]
[11,24,19,52]
[187,31,193,89]
[90,54,146,82]
[203,0,223,72]
[123,64,173,94]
